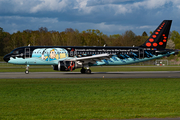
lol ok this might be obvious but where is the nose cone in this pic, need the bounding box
[3,54,10,62]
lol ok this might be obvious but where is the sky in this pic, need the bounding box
[0,0,180,36]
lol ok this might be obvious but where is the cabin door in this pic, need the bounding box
[139,48,144,58]
[25,48,30,58]
[70,51,74,57]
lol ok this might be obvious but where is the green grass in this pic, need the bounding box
[0,66,180,72]
[0,78,180,119]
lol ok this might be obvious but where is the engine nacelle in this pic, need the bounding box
[53,61,76,71]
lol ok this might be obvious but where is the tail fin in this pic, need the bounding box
[140,20,172,50]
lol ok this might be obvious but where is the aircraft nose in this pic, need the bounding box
[3,54,10,62]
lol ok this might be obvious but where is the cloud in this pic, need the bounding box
[0,16,58,33]
[0,0,180,35]
[137,25,155,29]
[0,15,136,35]
[0,0,180,15]
[30,0,68,13]
[133,0,167,9]
[77,22,134,33]
[73,0,93,14]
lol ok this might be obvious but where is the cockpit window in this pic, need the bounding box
[13,51,19,54]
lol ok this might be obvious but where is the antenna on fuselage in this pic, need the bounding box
[28,44,30,47]
[103,44,106,47]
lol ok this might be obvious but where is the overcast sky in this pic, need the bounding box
[0,0,180,35]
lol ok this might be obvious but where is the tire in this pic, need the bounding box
[25,70,29,74]
[81,69,86,74]
[85,69,91,74]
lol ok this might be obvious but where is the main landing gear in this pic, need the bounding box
[25,65,29,74]
[80,67,91,74]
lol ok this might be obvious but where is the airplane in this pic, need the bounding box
[3,20,179,74]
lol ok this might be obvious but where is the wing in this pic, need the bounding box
[66,53,111,65]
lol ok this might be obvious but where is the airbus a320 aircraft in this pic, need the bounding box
[3,20,178,74]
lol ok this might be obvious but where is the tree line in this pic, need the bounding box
[0,27,179,56]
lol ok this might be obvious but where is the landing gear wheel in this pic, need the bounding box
[81,68,86,74]
[25,70,29,74]
[25,65,30,74]
[85,69,91,74]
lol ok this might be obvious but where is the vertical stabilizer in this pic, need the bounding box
[141,20,172,50]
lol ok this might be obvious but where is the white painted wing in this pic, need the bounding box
[66,53,111,64]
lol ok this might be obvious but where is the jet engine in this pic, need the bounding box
[53,61,75,71]
[53,61,82,71]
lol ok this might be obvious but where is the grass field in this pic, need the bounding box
[0,78,180,119]
[0,66,180,72]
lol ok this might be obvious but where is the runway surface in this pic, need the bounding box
[0,71,180,79]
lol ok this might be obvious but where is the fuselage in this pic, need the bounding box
[3,46,176,66]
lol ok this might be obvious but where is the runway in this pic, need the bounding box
[0,71,180,79]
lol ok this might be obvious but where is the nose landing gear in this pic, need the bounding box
[25,65,29,74]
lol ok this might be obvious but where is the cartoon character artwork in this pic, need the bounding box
[32,48,68,61]
[46,49,57,61]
